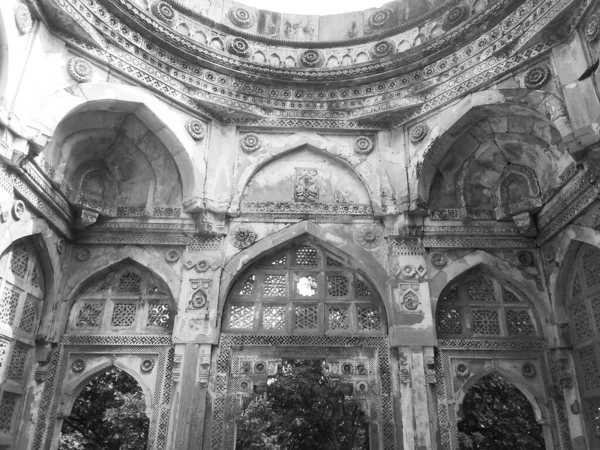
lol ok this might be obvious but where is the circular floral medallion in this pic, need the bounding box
[355,380,369,393]
[185,119,205,140]
[57,239,66,254]
[431,252,447,268]
[524,65,551,89]
[399,265,417,279]
[141,358,155,373]
[240,133,262,152]
[72,359,86,373]
[298,49,325,68]
[357,225,383,249]
[239,378,252,392]
[354,136,374,154]
[227,37,251,58]
[516,251,533,267]
[455,362,470,379]
[150,1,176,26]
[14,3,33,34]
[254,362,266,373]
[356,364,367,375]
[409,123,429,143]
[76,247,91,261]
[196,260,210,272]
[443,4,470,31]
[522,362,536,378]
[230,225,257,249]
[12,200,25,220]
[585,14,600,42]
[370,40,395,59]
[368,8,393,29]
[403,292,419,310]
[342,363,354,375]
[67,57,93,83]
[190,290,207,309]
[228,7,255,29]
[165,249,180,262]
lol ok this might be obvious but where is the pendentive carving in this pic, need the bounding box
[368,8,393,29]
[354,136,374,154]
[229,225,257,249]
[67,57,93,83]
[455,362,470,378]
[228,7,255,29]
[150,0,176,26]
[298,50,325,69]
[431,252,448,268]
[524,65,551,89]
[585,14,600,42]
[71,359,86,373]
[240,133,262,152]
[14,3,33,34]
[357,224,383,249]
[227,37,251,58]
[370,40,395,59]
[141,358,155,373]
[185,119,206,140]
[409,123,429,143]
[294,169,319,203]
[522,361,537,378]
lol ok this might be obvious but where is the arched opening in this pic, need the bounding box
[58,367,150,450]
[458,372,545,449]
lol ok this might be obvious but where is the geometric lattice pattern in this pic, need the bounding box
[229,305,254,329]
[356,279,371,297]
[441,286,459,303]
[328,306,349,330]
[295,246,317,266]
[146,304,170,328]
[583,247,600,288]
[506,310,534,335]
[326,256,342,267]
[436,309,463,335]
[0,287,19,326]
[573,272,582,298]
[6,346,28,382]
[111,303,137,327]
[76,303,102,327]
[239,275,255,295]
[502,288,521,303]
[467,272,495,302]
[572,303,593,343]
[269,254,287,266]
[579,347,600,391]
[264,274,286,296]
[263,306,285,330]
[294,306,318,330]
[357,306,381,331]
[117,272,141,293]
[0,393,18,433]
[592,298,600,334]
[586,398,600,439]
[9,247,28,278]
[471,310,501,335]
[30,265,41,290]
[327,275,348,297]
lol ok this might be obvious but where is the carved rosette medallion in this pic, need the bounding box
[357,225,383,249]
[403,292,419,310]
[368,8,393,29]
[14,3,33,34]
[227,37,251,58]
[150,1,176,26]
[67,57,93,83]
[370,40,395,59]
[72,359,86,373]
[76,247,91,261]
[356,381,369,394]
[185,119,205,140]
[141,358,155,373]
[585,14,600,42]
[189,289,207,309]
[165,249,181,262]
[240,133,262,152]
[12,200,25,220]
[455,362,470,378]
[228,7,255,29]
[443,4,469,31]
[298,49,325,68]
[230,225,257,249]
[196,260,210,272]
[353,136,374,154]
[431,252,448,268]
[522,362,536,378]
[409,123,428,143]
[516,251,533,267]
[524,65,551,89]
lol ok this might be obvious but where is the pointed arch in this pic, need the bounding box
[230,133,379,215]
[219,221,391,325]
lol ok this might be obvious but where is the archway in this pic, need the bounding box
[58,367,150,450]
[458,372,545,449]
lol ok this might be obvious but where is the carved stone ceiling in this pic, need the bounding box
[36,0,588,126]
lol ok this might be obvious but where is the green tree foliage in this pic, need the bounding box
[58,368,149,450]
[236,360,368,450]
[458,373,545,450]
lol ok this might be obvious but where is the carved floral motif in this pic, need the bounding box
[189,289,207,309]
[443,4,470,31]
[370,40,395,59]
[150,1,176,26]
[185,119,206,140]
[524,65,551,89]
[141,358,155,373]
[585,14,600,42]
[294,169,319,203]
[240,133,262,152]
[368,8,393,29]
[409,123,429,143]
[403,292,419,310]
[522,361,536,378]
[354,136,374,154]
[516,251,533,267]
[227,37,251,58]
[165,249,181,262]
[228,7,255,28]
[431,252,448,268]
[357,225,383,249]
[455,362,470,378]
[67,57,93,83]
[72,359,86,373]
[14,3,33,34]
[298,50,325,68]
[230,225,257,249]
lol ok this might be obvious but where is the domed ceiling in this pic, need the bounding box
[39,0,581,127]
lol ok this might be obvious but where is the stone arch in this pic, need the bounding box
[30,82,202,208]
[413,90,571,209]
[230,133,379,215]
[219,221,391,326]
